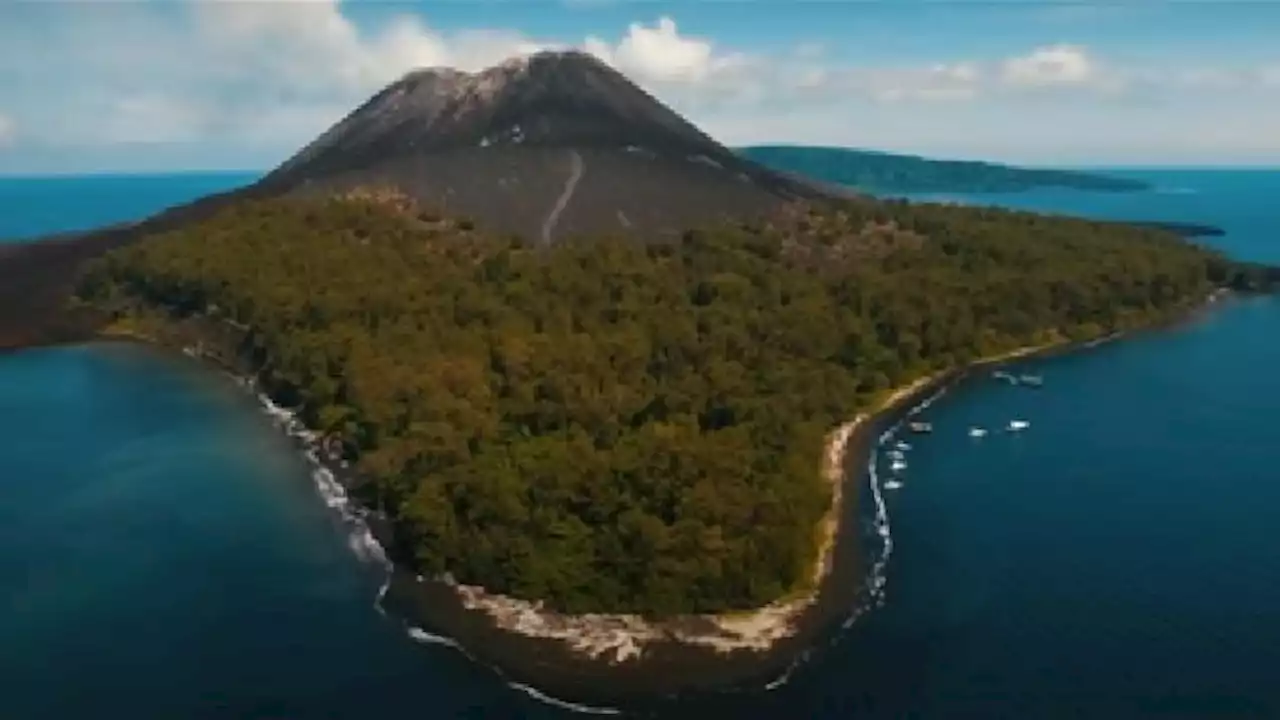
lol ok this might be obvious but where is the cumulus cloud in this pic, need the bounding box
[999,44,1108,90]
[584,17,751,85]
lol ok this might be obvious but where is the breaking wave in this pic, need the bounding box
[406,626,466,652]
[508,683,622,716]
[246,382,392,579]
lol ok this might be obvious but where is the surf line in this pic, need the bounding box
[762,382,951,692]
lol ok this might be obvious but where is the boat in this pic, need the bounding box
[886,449,905,460]
[890,460,908,472]
[968,426,988,438]
[1007,419,1030,432]
[884,480,904,490]
[908,421,933,434]
[1018,374,1044,387]
[992,370,1019,384]
[895,441,912,451]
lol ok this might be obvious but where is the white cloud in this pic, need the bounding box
[584,17,750,85]
[1000,44,1099,88]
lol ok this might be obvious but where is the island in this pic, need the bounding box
[737,145,1152,194]
[69,186,1248,701]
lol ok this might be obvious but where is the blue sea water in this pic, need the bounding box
[1,170,1278,718]
[0,173,256,241]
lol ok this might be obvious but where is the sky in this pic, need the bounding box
[1,0,1278,175]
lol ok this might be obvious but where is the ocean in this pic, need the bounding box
[1,170,1277,718]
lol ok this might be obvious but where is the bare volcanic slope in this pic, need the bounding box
[257,50,827,242]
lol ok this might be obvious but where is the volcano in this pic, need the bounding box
[256,49,827,243]
[1,50,832,349]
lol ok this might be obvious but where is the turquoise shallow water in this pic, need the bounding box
[1,171,1278,718]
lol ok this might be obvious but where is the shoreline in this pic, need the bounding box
[64,291,1229,707]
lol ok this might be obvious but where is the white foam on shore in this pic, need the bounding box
[406,626,466,651]
[508,682,622,716]
[246,384,394,592]
[844,383,948,626]
[374,578,390,617]
[760,381,951,692]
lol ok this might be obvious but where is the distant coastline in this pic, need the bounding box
[81,290,1230,706]
[737,145,1152,195]
[1118,220,1226,238]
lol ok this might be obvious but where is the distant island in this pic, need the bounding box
[737,145,1152,194]
[6,50,1275,703]
[1118,220,1226,238]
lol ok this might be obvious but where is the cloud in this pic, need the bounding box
[0,2,1278,171]
[1000,44,1100,88]
[585,17,750,85]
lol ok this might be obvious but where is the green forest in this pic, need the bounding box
[738,145,1150,194]
[77,192,1228,616]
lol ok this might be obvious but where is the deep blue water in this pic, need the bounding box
[0,173,255,241]
[1,171,1278,718]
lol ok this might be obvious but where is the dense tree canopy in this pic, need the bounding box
[78,192,1222,616]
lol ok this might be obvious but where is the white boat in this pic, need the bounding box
[887,449,906,460]
[895,441,912,451]
[1008,420,1030,432]
[890,460,908,472]
[884,480,904,490]
[968,426,988,438]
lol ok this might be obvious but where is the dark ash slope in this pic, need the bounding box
[260,50,826,241]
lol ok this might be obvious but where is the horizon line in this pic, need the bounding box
[3,163,1280,180]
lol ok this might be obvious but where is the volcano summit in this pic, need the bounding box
[259,50,826,243]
